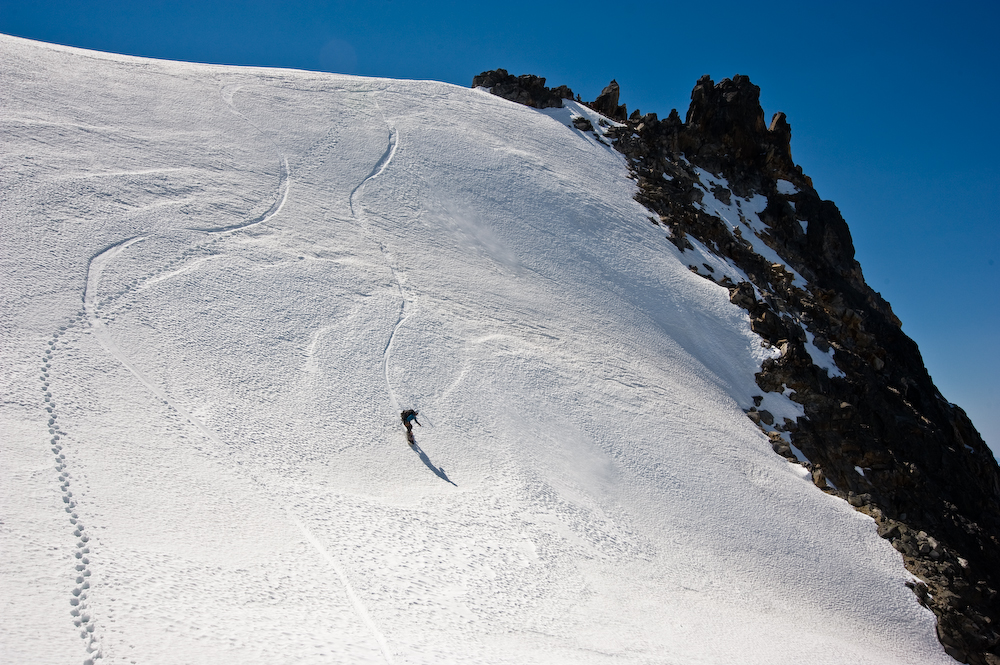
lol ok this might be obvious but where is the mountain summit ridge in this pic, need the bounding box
[475,69,1000,664]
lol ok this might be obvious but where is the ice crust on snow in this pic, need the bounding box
[0,35,951,665]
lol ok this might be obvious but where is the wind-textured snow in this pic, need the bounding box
[0,35,951,664]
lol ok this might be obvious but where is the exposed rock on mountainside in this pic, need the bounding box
[472,69,574,109]
[590,79,628,122]
[474,70,1000,665]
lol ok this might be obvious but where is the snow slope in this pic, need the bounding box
[0,35,951,664]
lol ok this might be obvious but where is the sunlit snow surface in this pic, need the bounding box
[0,36,951,665]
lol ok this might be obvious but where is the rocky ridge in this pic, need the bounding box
[474,70,1000,664]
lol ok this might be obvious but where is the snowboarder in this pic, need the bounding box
[401,409,421,432]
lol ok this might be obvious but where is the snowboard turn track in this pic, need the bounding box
[348,122,409,414]
[64,85,400,665]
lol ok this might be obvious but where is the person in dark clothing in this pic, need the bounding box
[401,409,421,432]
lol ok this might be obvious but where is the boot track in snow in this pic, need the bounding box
[38,308,103,665]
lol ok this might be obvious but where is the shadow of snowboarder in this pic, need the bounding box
[408,436,457,487]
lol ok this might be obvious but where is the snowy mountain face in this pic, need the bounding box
[0,36,976,665]
[474,71,1000,663]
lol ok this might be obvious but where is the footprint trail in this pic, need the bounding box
[39,310,104,665]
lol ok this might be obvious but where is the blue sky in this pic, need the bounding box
[2,0,997,453]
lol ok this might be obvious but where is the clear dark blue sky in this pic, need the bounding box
[3,0,997,452]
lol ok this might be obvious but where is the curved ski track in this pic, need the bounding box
[348,124,410,413]
[82,236,397,665]
[54,84,398,664]
[290,514,397,664]
[183,84,290,234]
[187,156,289,234]
[84,237,228,451]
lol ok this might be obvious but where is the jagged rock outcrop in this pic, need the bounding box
[680,74,799,182]
[473,69,1000,664]
[472,69,574,109]
[591,79,628,122]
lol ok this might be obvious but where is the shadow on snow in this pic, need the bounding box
[408,435,457,487]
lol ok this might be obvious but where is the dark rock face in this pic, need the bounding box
[472,69,574,109]
[679,74,797,183]
[475,71,1000,664]
[590,79,628,121]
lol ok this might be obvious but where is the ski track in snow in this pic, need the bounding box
[66,85,399,665]
[289,514,396,664]
[187,156,289,233]
[348,119,408,413]
[83,237,398,665]
[183,84,290,234]
[84,238,227,450]
[345,106,454,484]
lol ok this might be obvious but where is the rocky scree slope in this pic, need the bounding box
[474,69,1000,665]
